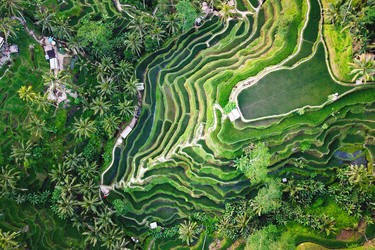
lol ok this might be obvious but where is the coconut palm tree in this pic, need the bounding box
[35,7,55,34]
[49,163,72,184]
[117,97,134,119]
[51,15,72,40]
[17,85,37,103]
[95,207,115,231]
[324,2,342,25]
[344,164,373,190]
[219,2,235,23]
[96,77,117,97]
[102,114,121,137]
[55,193,76,219]
[83,223,100,247]
[319,214,338,236]
[0,229,20,250]
[116,60,134,82]
[64,151,84,170]
[96,57,114,80]
[125,75,142,97]
[79,193,102,215]
[79,179,97,197]
[0,0,23,17]
[77,160,98,181]
[33,93,52,113]
[150,24,165,46]
[0,165,20,192]
[163,13,181,35]
[123,31,143,57]
[128,16,148,38]
[60,175,81,196]
[72,117,96,138]
[90,96,112,117]
[10,140,34,167]
[0,17,18,43]
[349,54,375,83]
[178,220,198,246]
[99,227,124,250]
[26,115,47,140]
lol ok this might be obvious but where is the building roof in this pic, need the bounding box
[120,126,132,139]
[49,58,59,69]
[47,49,56,59]
[0,37,4,48]
[228,108,241,122]
[150,222,158,229]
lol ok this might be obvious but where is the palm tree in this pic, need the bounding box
[96,77,117,97]
[349,54,375,83]
[123,31,143,57]
[324,2,342,25]
[10,140,34,167]
[96,57,114,80]
[64,151,84,169]
[150,24,165,46]
[35,7,55,34]
[54,193,76,219]
[125,75,142,97]
[117,97,134,119]
[43,70,70,91]
[102,114,121,137]
[60,175,81,196]
[77,160,98,181]
[26,115,47,139]
[79,179,97,197]
[0,229,20,250]
[72,117,96,138]
[51,15,72,40]
[0,165,20,192]
[128,16,148,38]
[33,93,52,113]
[116,60,133,81]
[95,207,115,231]
[219,3,235,23]
[49,163,72,184]
[163,13,181,35]
[345,164,372,190]
[67,35,85,54]
[0,17,18,43]
[178,220,198,246]
[17,85,37,103]
[83,223,100,247]
[91,96,111,117]
[79,193,102,215]
[0,0,23,17]
[319,214,338,236]
[99,227,124,250]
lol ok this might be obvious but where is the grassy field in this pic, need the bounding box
[237,43,351,120]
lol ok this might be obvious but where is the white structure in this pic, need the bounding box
[9,45,19,53]
[136,82,144,91]
[228,108,241,122]
[49,58,58,69]
[150,222,158,229]
[282,178,288,183]
[116,126,133,145]
[0,37,4,48]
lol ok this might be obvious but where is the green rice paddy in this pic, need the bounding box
[100,0,375,243]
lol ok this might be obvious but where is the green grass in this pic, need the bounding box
[238,43,351,120]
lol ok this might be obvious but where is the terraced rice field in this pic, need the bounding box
[101,0,375,236]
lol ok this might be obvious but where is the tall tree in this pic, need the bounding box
[0,0,23,17]
[0,165,20,193]
[0,229,20,250]
[17,85,37,103]
[35,7,55,34]
[72,117,97,139]
[123,31,143,57]
[349,54,375,83]
[176,0,197,31]
[178,220,198,246]
[125,75,142,97]
[117,97,134,119]
[90,96,111,117]
[250,180,282,216]
[102,114,121,137]
[0,17,19,43]
[10,140,34,168]
[235,142,271,184]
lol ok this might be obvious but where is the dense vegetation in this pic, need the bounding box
[0,0,374,249]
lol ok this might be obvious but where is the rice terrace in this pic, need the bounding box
[0,0,374,249]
